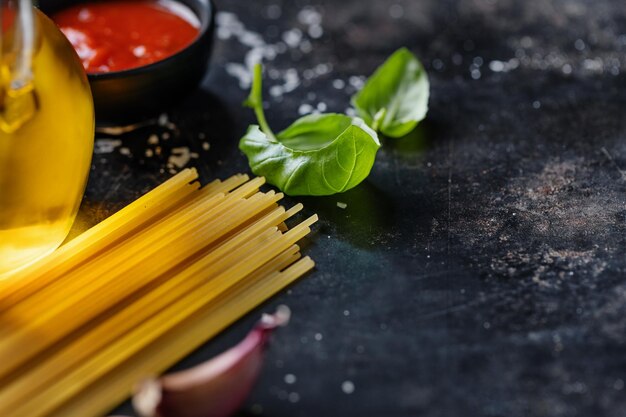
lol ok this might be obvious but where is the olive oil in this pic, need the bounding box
[0,10,94,276]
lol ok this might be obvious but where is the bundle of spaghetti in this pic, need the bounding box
[0,168,316,417]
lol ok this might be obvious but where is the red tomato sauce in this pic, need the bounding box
[2,8,15,32]
[52,0,200,73]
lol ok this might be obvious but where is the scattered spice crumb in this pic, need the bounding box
[145,149,154,157]
[337,202,347,209]
[168,147,191,168]
[162,132,171,140]
[202,141,210,151]
[119,147,131,156]
[147,134,159,145]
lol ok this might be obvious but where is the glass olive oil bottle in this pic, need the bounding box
[0,2,94,276]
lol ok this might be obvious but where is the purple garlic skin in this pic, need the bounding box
[133,305,291,417]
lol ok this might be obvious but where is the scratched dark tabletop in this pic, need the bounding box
[73,0,626,416]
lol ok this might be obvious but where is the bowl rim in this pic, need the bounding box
[86,0,215,80]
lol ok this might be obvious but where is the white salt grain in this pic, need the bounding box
[574,38,585,51]
[226,63,252,89]
[341,381,355,394]
[348,75,364,89]
[308,25,323,39]
[489,60,505,72]
[298,7,322,26]
[282,29,303,48]
[94,139,122,154]
[332,79,345,89]
[298,103,314,115]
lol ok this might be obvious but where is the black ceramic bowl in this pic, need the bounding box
[38,0,215,122]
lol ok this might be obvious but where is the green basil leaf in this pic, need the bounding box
[239,113,380,196]
[352,47,429,138]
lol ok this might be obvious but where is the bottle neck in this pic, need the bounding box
[3,0,35,90]
[0,0,37,133]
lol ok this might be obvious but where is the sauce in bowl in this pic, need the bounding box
[52,0,200,73]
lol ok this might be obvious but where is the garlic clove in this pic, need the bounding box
[133,305,291,417]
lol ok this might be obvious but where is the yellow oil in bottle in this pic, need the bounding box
[0,10,94,277]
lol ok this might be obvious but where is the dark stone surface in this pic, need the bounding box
[85,0,626,416]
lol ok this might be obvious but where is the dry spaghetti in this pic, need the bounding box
[0,168,316,417]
